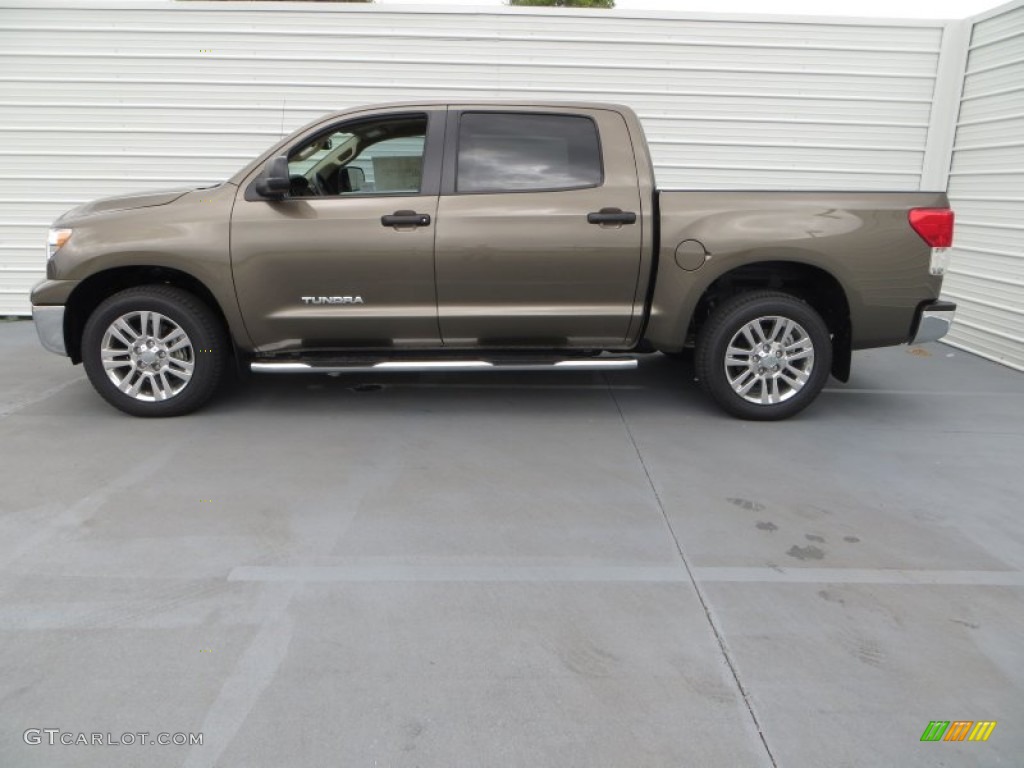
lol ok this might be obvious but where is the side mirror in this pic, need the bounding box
[252,155,290,200]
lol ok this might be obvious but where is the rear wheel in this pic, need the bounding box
[82,285,228,417]
[695,291,831,420]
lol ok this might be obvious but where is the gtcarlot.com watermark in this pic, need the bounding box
[24,729,203,747]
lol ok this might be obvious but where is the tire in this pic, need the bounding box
[81,285,228,417]
[695,291,832,421]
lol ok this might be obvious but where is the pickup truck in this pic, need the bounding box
[31,101,956,420]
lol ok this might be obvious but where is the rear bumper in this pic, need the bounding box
[32,305,67,356]
[910,300,956,345]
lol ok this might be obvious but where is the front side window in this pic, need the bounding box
[287,115,427,197]
[456,113,603,194]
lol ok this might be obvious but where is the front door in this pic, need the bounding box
[231,109,444,352]
[433,108,644,349]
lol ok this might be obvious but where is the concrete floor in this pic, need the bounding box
[1,317,1022,768]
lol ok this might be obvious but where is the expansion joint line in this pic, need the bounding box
[603,376,779,768]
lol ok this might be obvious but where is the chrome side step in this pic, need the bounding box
[250,358,638,374]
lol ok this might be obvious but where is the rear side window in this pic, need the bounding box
[456,113,603,194]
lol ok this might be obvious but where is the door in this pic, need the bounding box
[231,109,444,352]
[434,109,644,348]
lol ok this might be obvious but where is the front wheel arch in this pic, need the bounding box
[81,285,229,417]
[64,266,232,365]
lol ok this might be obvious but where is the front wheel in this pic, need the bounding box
[695,291,832,420]
[82,285,228,417]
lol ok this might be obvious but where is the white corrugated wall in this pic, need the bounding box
[0,1,958,316]
[944,0,1024,370]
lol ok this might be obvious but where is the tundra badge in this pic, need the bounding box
[301,296,364,305]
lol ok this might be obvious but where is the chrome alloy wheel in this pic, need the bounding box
[100,311,195,401]
[724,315,815,405]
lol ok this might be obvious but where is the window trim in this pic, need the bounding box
[441,110,605,197]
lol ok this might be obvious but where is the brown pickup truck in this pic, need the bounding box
[31,101,955,419]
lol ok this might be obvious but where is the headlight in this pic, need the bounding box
[46,228,72,261]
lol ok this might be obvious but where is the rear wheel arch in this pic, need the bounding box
[686,260,852,382]
[695,290,833,420]
[65,266,232,364]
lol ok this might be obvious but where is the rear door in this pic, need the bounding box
[433,108,644,349]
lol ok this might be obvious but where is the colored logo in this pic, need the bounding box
[920,721,996,742]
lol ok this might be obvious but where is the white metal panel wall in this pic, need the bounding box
[0,1,948,315]
[944,0,1024,370]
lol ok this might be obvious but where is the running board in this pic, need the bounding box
[250,358,638,374]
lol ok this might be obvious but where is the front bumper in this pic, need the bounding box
[910,299,956,345]
[32,305,67,356]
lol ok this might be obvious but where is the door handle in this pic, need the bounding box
[381,210,431,227]
[587,208,637,226]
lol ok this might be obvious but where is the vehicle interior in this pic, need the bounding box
[286,115,427,198]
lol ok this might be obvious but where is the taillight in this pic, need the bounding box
[909,208,954,248]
